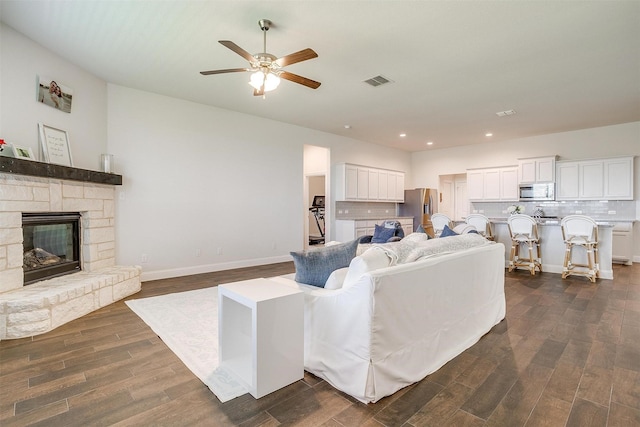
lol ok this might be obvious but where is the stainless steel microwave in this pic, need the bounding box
[519,183,555,201]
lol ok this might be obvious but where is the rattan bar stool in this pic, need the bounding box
[431,213,453,238]
[465,214,494,240]
[560,215,599,282]
[507,214,542,275]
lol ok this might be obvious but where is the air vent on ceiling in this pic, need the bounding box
[363,75,394,87]
[496,109,516,117]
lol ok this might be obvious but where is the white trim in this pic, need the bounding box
[140,255,293,282]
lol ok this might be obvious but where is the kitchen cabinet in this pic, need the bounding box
[556,156,634,200]
[612,222,634,265]
[335,164,405,202]
[335,218,414,242]
[604,157,634,199]
[467,166,518,201]
[518,156,556,183]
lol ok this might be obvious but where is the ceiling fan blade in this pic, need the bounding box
[219,40,256,63]
[279,71,321,89]
[253,88,265,97]
[200,68,249,75]
[275,48,318,67]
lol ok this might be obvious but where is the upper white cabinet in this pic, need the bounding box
[518,156,557,183]
[335,164,405,202]
[556,156,634,200]
[467,166,518,201]
[604,157,634,199]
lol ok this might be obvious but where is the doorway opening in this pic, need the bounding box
[303,145,330,249]
[438,174,468,221]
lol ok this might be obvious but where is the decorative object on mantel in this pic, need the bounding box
[38,123,73,166]
[0,138,6,155]
[100,153,114,173]
[37,75,73,113]
[12,145,36,161]
[507,204,525,215]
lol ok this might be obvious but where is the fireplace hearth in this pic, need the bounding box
[22,212,81,285]
[2,159,141,341]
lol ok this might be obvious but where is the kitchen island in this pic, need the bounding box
[490,219,615,280]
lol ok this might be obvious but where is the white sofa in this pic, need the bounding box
[272,236,506,403]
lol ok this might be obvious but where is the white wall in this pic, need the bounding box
[0,24,107,169]
[411,121,640,260]
[107,85,411,280]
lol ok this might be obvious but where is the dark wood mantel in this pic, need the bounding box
[0,156,122,185]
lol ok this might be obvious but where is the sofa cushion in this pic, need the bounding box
[405,233,489,262]
[372,224,396,243]
[343,247,392,289]
[290,239,359,287]
[324,267,350,290]
[403,232,430,243]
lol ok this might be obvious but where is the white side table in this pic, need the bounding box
[218,278,304,399]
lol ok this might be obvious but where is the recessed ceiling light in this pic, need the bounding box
[399,133,407,137]
[344,125,351,129]
[485,133,493,137]
[426,141,434,146]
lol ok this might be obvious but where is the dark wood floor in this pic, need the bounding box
[1,262,639,426]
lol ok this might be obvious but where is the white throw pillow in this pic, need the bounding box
[324,267,350,290]
[453,224,478,234]
[342,247,392,289]
[403,232,430,243]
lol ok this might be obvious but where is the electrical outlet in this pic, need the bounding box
[119,192,126,201]
[141,254,149,263]
[344,210,349,214]
[575,210,583,214]
[217,247,222,255]
[608,210,616,215]
[367,210,371,213]
[195,248,201,257]
[479,210,484,213]
[385,210,389,213]
[338,210,343,214]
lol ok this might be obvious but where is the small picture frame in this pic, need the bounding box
[12,145,36,160]
[38,123,73,166]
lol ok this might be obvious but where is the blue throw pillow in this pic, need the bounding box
[371,224,396,243]
[290,239,359,287]
[440,224,459,238]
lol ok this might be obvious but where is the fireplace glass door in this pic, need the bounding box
[23,212,81,285]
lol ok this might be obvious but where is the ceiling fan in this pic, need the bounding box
[200,19,321,97]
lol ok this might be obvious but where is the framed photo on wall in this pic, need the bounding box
[38,123,73,166]
[37,76,73,113]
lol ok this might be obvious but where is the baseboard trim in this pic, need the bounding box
[140,255,293,282]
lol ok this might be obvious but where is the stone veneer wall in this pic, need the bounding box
[0,172,141,340]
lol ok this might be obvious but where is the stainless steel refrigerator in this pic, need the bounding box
[397,188,439,236]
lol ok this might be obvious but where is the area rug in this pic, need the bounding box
[125,287,248,402]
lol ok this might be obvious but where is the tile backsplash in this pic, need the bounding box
[471,200,636,220]
[336,201,398,219]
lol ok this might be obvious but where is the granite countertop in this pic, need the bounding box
[489,218,624,227]
[337,216,414,221]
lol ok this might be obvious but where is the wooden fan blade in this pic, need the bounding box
[219,40,256,63]
[275,48,318,67]
[279,71,321,89]
[200,68,249,75]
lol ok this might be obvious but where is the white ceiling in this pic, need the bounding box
[2,1,639,152]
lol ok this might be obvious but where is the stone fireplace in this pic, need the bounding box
[0,157,141,340]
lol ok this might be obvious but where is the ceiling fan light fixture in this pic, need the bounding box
[249,71,280,92]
